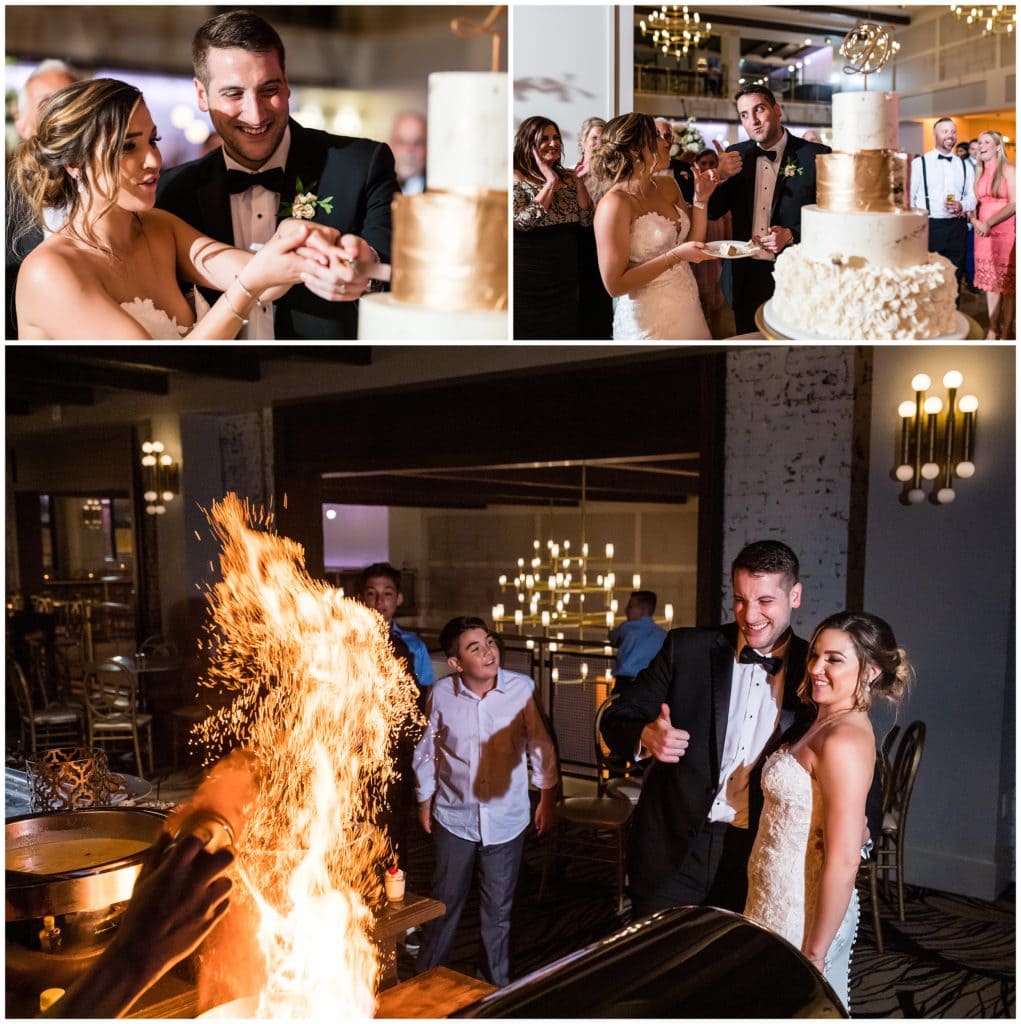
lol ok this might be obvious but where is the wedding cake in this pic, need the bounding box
[358,72,508,340]
[768,91,960,340]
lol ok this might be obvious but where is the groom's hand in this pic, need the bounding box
[712,139,742,182]
[640,703,690,763]
[299,233,379,302]
[756,225,794,254]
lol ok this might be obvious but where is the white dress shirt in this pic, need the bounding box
[223,126,292,340]
[413,668,559,846]
[750,131,788,262]
[708,634,790,828]
[909,148,977,218]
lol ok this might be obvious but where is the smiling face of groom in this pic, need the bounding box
[195,46,291,171]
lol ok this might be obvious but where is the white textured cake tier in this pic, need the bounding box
[799,206,928,268]
[832,91,899,152]
[427,72,507,192]
[358,293,508,340]
[771,247,958,339]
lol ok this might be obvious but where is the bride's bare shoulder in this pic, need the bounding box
[20,234,96,290]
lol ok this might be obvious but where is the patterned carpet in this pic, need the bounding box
[399,822,1016,1018]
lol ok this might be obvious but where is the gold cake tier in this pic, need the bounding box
[816,151,907,213]
[391,190,507,312]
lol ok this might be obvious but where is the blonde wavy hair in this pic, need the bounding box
[975,130,1009,198]
[9,77,143,258]
[589,112,658,191]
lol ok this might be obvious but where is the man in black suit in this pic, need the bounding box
[708,86,830,334]
[156,10,396,340]
[601,540,815,918]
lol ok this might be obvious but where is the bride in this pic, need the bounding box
[11,78,340,340]
[591,112,717,340]
[744,611,911,1011]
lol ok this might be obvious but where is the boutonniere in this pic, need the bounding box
[278,177,334,219]
[782,157,803,178]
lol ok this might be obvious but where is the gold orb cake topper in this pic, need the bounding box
[839,22,901,88]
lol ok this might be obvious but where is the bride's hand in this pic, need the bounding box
[669,240,715,264]
[691,165,718,204]
[241,219,333,298]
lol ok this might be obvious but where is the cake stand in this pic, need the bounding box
[755,302,982,341]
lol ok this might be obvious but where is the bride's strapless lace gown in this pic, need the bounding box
[612,208,711,340]
[745,748,859,1012]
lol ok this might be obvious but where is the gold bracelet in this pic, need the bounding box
[234,275,256,301]
[224,294,249,327]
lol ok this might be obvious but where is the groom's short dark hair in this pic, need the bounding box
[733,84,779,108]
[193,10,287,86]
[732,541,800,588]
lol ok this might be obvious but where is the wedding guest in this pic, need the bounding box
[691,147,732,336]
[157,10,395,340]
[970,130,1016,339]
[967,138,980,173]
[964,139,981,291]
[655,117,693,204]
[10,78,339,339]
[592,112,716,340]
[909,117,976,303]
[745,611,911,1012]
[513,115,592,339]
[708,85,830,333]
[600,540,883,918]
[802,129,822,143]
[390,110,427,196]
[955,141,971,160]
[413,617,558,986]
[574,116,612,339]
[359,561,434,872]
[610,590,666,693]
[6,59,81,339]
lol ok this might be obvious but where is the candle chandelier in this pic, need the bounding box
[950,4,1015,35]
[894,370,978,505]
[640,5,714,61]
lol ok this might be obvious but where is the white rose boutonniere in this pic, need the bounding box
[279,177,334,219]
[782,156,804,178]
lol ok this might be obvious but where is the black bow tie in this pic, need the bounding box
[226,167,287,194]
[755,147,777,162]
[739,646,783,675]
[937,154,953,162]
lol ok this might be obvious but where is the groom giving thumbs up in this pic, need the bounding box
[707,86,829,333]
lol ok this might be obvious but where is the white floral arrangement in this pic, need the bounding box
[279,177,334,220]
[671,117,706,156]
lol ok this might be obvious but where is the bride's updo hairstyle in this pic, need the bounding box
[10,77,143,255]
[589,112,657,190]
[798,610,913,712]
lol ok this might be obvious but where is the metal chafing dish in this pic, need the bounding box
[455,906,848,1018]
[6,807,167,1009]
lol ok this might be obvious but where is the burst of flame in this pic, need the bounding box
[193,494,422,1018]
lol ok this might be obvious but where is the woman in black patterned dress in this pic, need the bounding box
[513,116,592,339]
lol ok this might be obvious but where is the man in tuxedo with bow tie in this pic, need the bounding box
[601,540,816,918]
[708,86,829,334]
[156,10,396,340]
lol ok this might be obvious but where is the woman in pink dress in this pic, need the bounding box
[970,131,1015,339]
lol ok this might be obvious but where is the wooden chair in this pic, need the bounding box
[598,697,644,804]
[541,696,635,915]
[875,720,926,921]
[83,659,153,778]
[7,656,85,754]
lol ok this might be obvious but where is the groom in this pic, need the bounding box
[708,86,829,333]
[157,10,396,340]
[602,540,846,919]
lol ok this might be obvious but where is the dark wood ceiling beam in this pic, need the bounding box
[5,352,169,394]
[6,379,97,411]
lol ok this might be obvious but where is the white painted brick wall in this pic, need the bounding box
[722,347,855,630]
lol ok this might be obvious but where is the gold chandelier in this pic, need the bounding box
[950,4,1016,34]
[640,5,714,60]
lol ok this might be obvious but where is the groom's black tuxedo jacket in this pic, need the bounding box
[600,621,814,899]
[156,119,396,340]
[708,130,830,245]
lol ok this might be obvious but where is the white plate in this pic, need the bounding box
[761,301,971,341]
[704,240,761,259]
